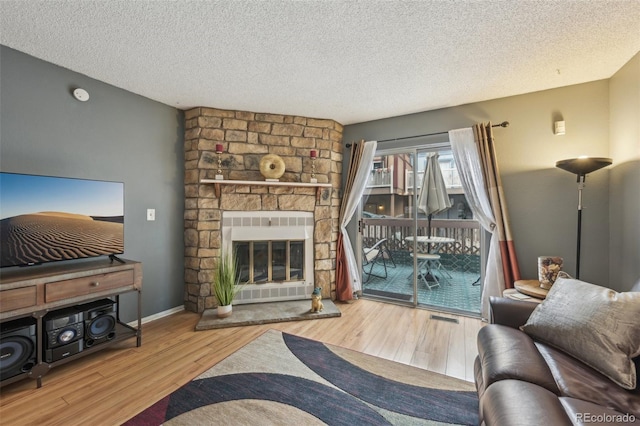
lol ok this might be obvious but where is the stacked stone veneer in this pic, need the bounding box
[183,107,344,313]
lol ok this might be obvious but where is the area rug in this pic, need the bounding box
[124,330,479,425]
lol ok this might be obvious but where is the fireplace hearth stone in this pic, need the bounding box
[195,299,341,330]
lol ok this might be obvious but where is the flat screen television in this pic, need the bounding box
[0,172,124,268]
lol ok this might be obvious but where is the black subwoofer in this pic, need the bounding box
[76,299,117,348]
[0,317,37,381]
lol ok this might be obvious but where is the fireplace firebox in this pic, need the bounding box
[222,211,315,304]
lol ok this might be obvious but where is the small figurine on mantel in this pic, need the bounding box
[310,287,324,313]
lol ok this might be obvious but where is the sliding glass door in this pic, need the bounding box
[360,149,417,305]
[359,145,482,316]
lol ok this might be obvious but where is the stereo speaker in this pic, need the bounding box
[0,317,37,381]
[76,299,117,348]
[43,306,85,362]
[45,340,83,363]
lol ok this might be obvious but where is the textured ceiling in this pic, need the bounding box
[1,1,639,125]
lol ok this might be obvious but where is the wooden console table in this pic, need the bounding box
[0,258,142,388]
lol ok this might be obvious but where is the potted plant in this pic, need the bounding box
[212,250,241,318]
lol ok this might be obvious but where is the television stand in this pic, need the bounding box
[0,258,142,388]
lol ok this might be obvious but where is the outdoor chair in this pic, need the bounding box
[362,238,396,282]
[409,252,452,290]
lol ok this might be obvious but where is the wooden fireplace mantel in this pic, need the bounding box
[200,179,332,199]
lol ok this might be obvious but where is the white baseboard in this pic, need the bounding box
[127,305,185,327]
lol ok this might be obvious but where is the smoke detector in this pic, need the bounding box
[73,88,90,102]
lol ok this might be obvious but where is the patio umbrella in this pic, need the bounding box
[417,153,452,238]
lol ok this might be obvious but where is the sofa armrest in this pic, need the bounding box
[489,296,538,328]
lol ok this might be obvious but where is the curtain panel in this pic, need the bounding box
[474,123,521,288]
[336,140,377,301]
[449,123,520,319]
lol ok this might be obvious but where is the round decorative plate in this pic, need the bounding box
[259,154,286,180]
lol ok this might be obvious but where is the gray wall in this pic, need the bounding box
[0,46,185,321]
[609,52,640,291]
[344,80,619,287]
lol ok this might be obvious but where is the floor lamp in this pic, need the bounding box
[556,157,612,279]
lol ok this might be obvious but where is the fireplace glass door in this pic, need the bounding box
[233,240,305,284]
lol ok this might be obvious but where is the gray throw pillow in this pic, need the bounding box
[521,276,640,389]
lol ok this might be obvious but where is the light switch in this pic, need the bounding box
[147,209,156,221]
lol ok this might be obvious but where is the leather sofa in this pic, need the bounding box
[475,297,640,425]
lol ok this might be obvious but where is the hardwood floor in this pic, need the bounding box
[0,299,483,425]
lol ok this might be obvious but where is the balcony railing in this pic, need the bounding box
[367,169,392,188]
[361,217,481,272]
[405,169,462,192]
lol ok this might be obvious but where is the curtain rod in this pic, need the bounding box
[346,121,510,147]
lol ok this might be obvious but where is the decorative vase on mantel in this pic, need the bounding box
[212,250,241,318]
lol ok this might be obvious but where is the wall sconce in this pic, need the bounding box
[554,121,565,135]
[556,156,612,278]
[215,144,224,180]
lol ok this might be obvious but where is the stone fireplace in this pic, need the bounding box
[183,107,343,313]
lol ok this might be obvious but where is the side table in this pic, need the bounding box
[503,279,549,304]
